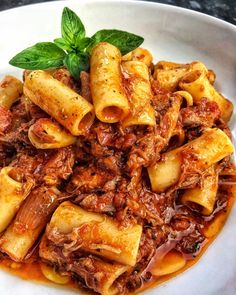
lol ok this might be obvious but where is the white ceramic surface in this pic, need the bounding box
[0,1,235,294]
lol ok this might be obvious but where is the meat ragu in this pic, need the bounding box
[0,44,235,295]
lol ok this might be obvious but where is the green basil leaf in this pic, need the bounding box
[90,29,144,55]
[61,7,85,45]
[75,37,95,52]
[64,53,89,79]
[54,38,73,52]
[9,42,66,70]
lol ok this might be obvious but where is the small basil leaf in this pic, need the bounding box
[64,53,89,79]
[90,29,144,55]
[75,37,95,52]
[61,7,85,45]
[9,42,66,70]
[54,38,73,52]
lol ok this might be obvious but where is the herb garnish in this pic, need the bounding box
[9,7,144,79]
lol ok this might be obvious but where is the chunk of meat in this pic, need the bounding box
[93,121,137,151]
[53,68,79,92]
[70,165,115,193]
[0,106,12,133]
[41,147,75,185]
[180,98,221,128]
[96,154,122,175]
[0,120,34,151]
[79,192,115,213]
[11,152,48,179]
[127,131,162,171]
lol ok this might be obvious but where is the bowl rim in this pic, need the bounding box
[0,0,235,33]
[0,1,235,295]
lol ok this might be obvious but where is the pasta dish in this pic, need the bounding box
[0,8,235,295]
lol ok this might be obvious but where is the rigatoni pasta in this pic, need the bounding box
[0,76,23,109]
[28,118,76,149]
[153,66,188,92]
[0,38,235,295]
[122,48,153,67]
[0,167,34,233]
[179,69,233,121]
[24,70,95,135]
[40,235,129,295]
[0,186,60,261]
[47,201,142,266]
[148,128,234,193]
[150,250,186,277]
[90,42,130,123]
[153,61,214,92]
[122,60,155,127]
[181,165,218,215]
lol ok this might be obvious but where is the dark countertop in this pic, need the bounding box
[0,0,235,25]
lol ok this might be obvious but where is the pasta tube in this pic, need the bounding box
[148,128,234,193]
[0,167,34,233]
[122,48,153,67]
[153,67,188,92]
[40,236,129,295]
[168,124,186,149]
[155,61,187,70]
[28,118,76,149]
[0,186,60,261]
[181,165,218,215]
[150,250,186,276]
[47,201,142,266]
[179,70,233,121]
[203,213,227,238]
[122,61,155,127]
[24,70,94,135]
[153,61,212,92]
[90,42,130,123]
[0,76,23,109]
[174,91,193,106]
[40,263,70,285]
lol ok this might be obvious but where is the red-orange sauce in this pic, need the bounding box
[0,191,234,294]
[137,192,235,293]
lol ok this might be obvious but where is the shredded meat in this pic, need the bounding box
[0,106,12,133]
[41,147,75,185]
[0,67,234,295]
[53,68,79,92]
[180,98,221,128]
[69,165,115,194]
[79,192,115,213]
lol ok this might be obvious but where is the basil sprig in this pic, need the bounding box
[9,42,66,70]
[9,7,144,79]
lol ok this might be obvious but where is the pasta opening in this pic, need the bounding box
[207,69,216,85]
[168,134,184,150]
[102,106,123,122]
[78,111,94,131]
[8,168,25,183]
[183,200,207,214]
[181,70,202,84]
[40,263,70,284]
[151,250,186,276]
[101,264,130,295]
[31,130,55,145]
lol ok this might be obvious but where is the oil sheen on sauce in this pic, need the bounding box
[0,188,235,295]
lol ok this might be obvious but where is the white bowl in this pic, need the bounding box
[0,1,235,294]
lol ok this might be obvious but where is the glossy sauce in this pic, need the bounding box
[137,191,235,294]
[0,187,234,294]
